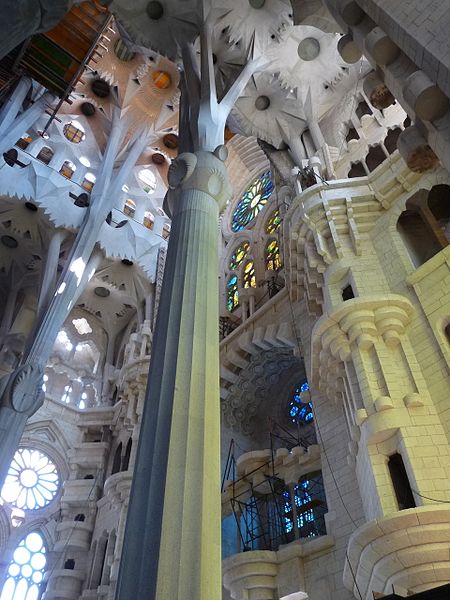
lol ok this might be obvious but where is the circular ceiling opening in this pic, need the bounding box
[163,133,179,149]
[255,95,271,111]
[147,1,164,19]
[91,79,110,98]
[94,286,110,298]
[114,38,136,62]
[1,235,18,248]
[249,0,266,8]
[81,102,96,117]
[298,37,321,61]
[151,152,166,165]
[152,70,172,90]
[25,202,38,212]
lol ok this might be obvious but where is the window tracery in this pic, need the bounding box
[229,241,250,270]
[265,239,282,271]
[289,382,313,424]
[0,532,47,600]
[231,171,274,232]
[63,121,85,144]
[265,208,281,234]
[1,449,59,510]
[243,261,256,288]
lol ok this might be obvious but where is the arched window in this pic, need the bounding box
[61,385,72,404]
[143,211,155,230]
[243,261,256,288]
[226,275,238,312]
[384,127,402,154]
[229,242,249,270]
[16,134,32,150]
[138,168,156,194]
[63,120,85,144]
[123,199,136,218]
[282,472,327,540]
[59,160,76,180]
[162,224,171,240]
[428,184,450,243]
[348,161,366,178]
[121,438,132,472]
[36,146,53,165]
[231,171,274,232]
[365,144,387,172]
[265,240,282,271]
[289,382,313,424]
[112,444,122,475]
[0,532,47,600]
[82,173,96,192]
[265,209,281,234]
[1,448,59,510]
[397,210,442,268]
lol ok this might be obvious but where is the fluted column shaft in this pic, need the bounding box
[115,149,231,600]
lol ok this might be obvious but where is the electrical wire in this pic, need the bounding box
[279,196,365,600]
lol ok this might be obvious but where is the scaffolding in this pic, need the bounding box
[222,427,327,553]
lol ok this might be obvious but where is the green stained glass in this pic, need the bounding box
[226,275,239,312]
[266,208,281,234]
[231,171,274,232]
[229,242,250,270]
[266,239,282,271]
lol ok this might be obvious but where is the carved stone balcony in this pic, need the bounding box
[344,506,450,599]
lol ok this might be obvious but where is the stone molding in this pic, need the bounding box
[343,506,450,599]
[223,535,334,600]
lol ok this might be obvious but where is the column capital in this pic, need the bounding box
[165,146,232,215]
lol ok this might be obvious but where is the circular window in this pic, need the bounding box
[289,382,313,424]
[1,448,59,510]
[231,171,274,232]
[138,168,156,194]
[114,38,136,62]
[63,121,85,144]
[152,70,172,90]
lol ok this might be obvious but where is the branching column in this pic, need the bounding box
[115,148,231,600]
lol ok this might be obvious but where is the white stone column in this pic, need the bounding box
[37,229,66,318]
[0,78,32,132]
[114,148,232,600]
[0,120,150,487]
[0,93,53,157]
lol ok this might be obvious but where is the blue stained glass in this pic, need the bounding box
[289,381,313,424]
[284,517,293,533]
[226,275,239,312]
[231,171,274,232]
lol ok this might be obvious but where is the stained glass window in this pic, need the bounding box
[289,382,313,424]
[0,532,47,600]
[265,240,282,271]
[63,121,85,144]
[226,275,239,312]
[229,242,250,270]
[266,209,281,234]
[231,171,274,232]
[294,480,314,529]
[243,261,256,288]
[1,449,59,510]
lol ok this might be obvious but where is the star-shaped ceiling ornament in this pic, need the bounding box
[232,71,306,147]
[108,0,200,60]
[217,0,293,48]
